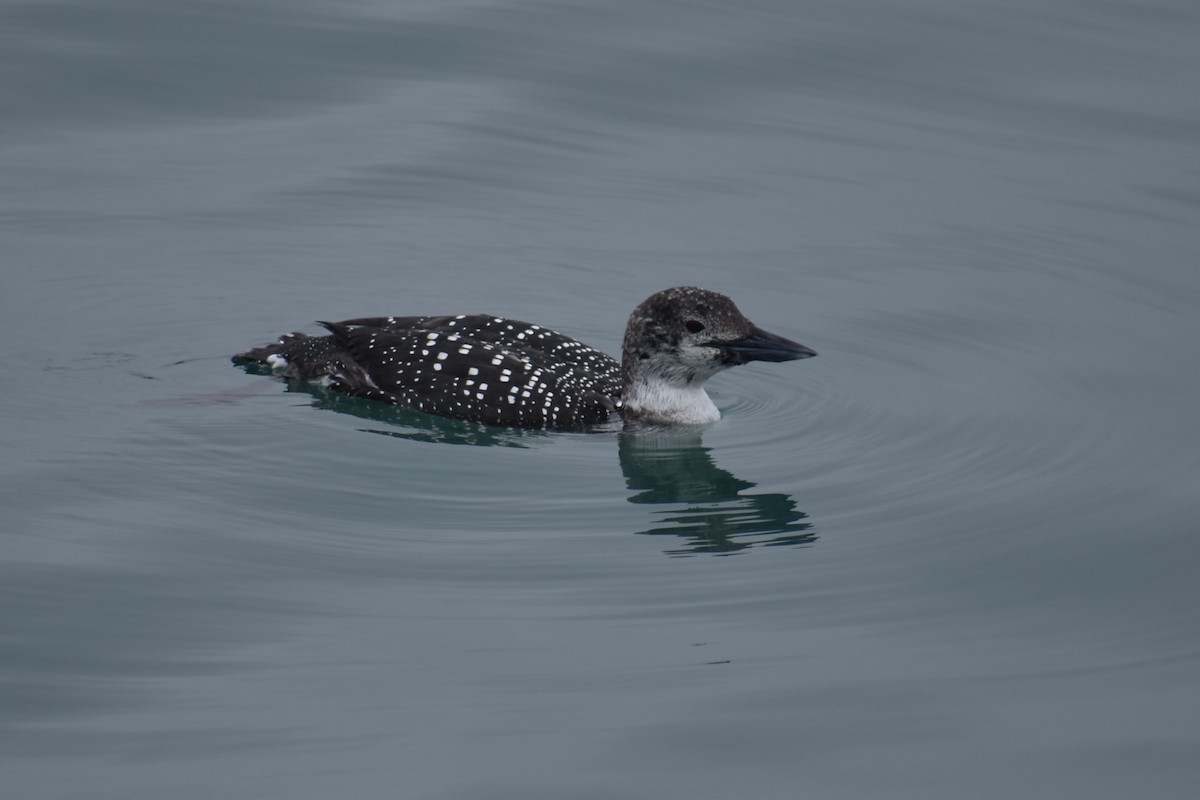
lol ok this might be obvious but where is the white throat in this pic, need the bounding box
[621,377,721,425]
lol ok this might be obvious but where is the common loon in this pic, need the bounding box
[232,286,816,430]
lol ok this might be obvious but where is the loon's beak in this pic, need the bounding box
[720,324,818,364]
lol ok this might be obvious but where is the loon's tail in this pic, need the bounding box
[232,330,348,381]
[232,332,309,365]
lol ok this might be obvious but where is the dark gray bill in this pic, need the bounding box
[720,324,818,364]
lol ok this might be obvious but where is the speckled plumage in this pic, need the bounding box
[233,287,816,430]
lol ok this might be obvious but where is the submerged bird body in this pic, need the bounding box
[233,287,816,430]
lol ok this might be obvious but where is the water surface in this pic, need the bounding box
[3,1,1199,798]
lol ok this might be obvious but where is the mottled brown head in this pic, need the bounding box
[620,287,816,388]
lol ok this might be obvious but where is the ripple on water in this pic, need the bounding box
[727,269,1187,552]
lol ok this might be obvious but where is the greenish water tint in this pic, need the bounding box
[3,1,1200,798]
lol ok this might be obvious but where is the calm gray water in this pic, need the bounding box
[3,1,1199,797]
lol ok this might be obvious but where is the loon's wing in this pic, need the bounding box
[334,315,432,329]
[318,322,618,430]
[328,315,622,396]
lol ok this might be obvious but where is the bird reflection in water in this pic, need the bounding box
[618,429,816,556]
[272,383,816,555]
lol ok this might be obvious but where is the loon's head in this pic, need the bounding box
[619,287,816,424]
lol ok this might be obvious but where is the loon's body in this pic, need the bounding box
[232,287,816,430]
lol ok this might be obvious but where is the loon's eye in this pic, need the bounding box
[685,320,705,334]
